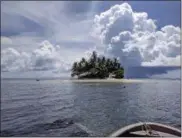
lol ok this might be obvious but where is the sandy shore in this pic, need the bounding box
[60,78,158,83]
[44,78,179,84]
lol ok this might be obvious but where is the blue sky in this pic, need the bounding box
[2,1,180,37]
[1,1,181,76]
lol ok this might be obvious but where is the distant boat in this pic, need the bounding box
[109,122,181,137]
[36,79,40,81]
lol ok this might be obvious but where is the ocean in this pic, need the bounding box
[1,79,181,136]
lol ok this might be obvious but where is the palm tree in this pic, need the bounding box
[113,58,119,70]
[70,51,124,79]
[81,57,86,63]
[85,61,89,71]
[106,58,111,66]
[77,62,83,74]
[96,64,109,78]
[97,57,101,63]
[101,56,106,65]
[92,51,97,62]
[71,62,78,77]
[80,57,86,70]
[71,62,77,72]
[89,51,97,68]
[117,62,121,69]
[105,58,111,72]
[113,58,117,64]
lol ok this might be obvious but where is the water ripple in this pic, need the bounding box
[1,79,180,136]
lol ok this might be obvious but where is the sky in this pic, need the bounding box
[1,1,181,77]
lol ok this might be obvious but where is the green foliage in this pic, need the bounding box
[113,68,124,78]
[71,51,124,79]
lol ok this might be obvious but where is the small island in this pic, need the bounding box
[71,51,124,79]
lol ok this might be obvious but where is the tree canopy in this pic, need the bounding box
[71,51,124,79]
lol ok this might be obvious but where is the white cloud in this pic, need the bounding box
[1,1,96,52]
[30,41,69,71]
[1,1,98,73]
[1,41,71,72]
[92,3,181,67]
[1,40,98,72]
[1,48,30,72]
[1,2,181,74]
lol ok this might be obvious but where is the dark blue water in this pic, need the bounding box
[125,66,181,79]
[1,79,180,136]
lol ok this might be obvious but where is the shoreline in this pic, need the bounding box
[2,78,179,83]
[61,78,175,83]
[69,78,144,83]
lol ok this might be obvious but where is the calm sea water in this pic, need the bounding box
[1,79,181,136]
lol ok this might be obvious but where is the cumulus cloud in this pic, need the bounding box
[1,48,30,72]
[1,41,71,72]
[92,3,181,66]
[1,2,181,73]
[1,39,98,72]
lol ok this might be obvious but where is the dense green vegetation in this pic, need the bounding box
[71,51,124,79]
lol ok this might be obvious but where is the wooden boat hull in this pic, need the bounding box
[109,122,181,137]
